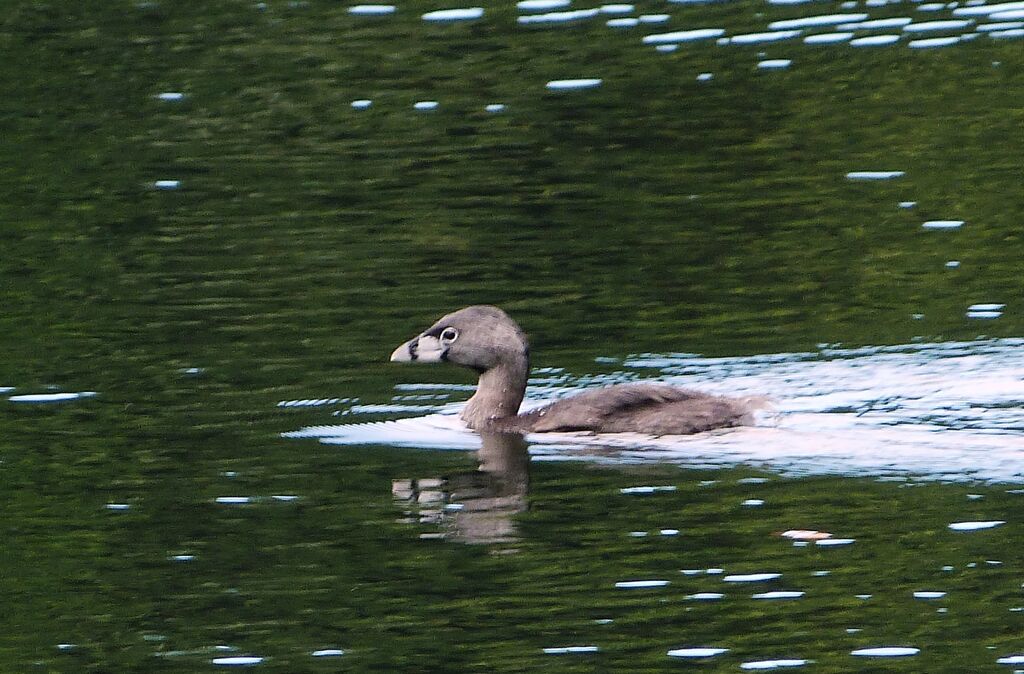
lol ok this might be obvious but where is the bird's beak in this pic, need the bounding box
[390,338,417,362]
[390,334,446,363]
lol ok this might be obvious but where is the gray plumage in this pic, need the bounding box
[391,305,760,435]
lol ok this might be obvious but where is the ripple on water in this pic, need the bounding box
[311,649,345,657]
[839,17,913,29]
[850,647,920,657]
[996,655,1024,664]
[804,31,854,43]
[724,30,802,44]
[846,170,905,180]
[215,496,252,505]
[546,78,603,90]
[740,659,810,670]
[620,485,677,494]
[421,7,483,21]
[517,0,570,9]
[908,36,962,47]
[922,219,964,229]
[642,28,726,43]
[758,59,793,69]
[768,13,867,29]
[615,580,671,588]
[949,520,1005,531]
[850,34,902,45]
[668,647,729,658]
[9,392,98,403]
[752,591,805,599]
[518,9,599,24]
[543,646,600,654]
[724,573,782,582]
[348,4,395,14]
[913,591,947,599]
[212,656,264,666]
[904,19,973,31]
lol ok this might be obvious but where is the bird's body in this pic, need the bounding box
[390,305,760,435]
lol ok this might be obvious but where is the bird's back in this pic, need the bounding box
[505,383,758,435]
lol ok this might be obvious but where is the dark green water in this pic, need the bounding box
[2,0,1024,671]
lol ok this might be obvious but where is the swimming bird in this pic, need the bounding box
[390,305,761,435]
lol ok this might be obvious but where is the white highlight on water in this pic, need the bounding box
[922,220,964,229]
[768,13,867,29]
[850,647,920,657]
[740,659,810,670]
[546,78,603,90]
[9,392,97,403]
[212,657,265,666]
[422,7,483,21]
[668,647,729,658]
[850,34,901,45]
[724,573,782,582]
[312,649,345,657]
[348,4,396,14]
[642,28,725,43]
[949,520,1006,531]
[847,171,905,180]
[752,591,805,599]
[616,579,671,588]
[517,0,570,10]
[758,59,793,69]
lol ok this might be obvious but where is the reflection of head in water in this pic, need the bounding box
[392,432,530,545]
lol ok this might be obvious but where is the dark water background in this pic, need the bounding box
[2,0,1023,671]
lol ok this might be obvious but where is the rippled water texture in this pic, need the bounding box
[3,0,1024,671]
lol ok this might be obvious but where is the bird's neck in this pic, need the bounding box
[462,360,529,429]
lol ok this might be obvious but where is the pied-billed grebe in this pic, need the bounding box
[390,305,760,435]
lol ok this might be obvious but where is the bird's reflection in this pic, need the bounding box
[392,432,530,545]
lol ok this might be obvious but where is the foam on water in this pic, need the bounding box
[287,338,1024,483]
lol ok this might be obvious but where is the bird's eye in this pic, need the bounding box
[440,327,459,343]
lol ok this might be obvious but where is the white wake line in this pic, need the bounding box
[285,411,1024,483]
